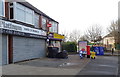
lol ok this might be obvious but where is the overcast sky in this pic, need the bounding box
[26,0,119,36]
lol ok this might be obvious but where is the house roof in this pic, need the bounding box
[103,32,113,38]
[18,2,59,23]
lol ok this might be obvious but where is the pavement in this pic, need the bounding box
[1,53,119,76]
[2,55,90,75]
[104,50,120,56]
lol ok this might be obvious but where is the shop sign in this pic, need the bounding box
[48,32,64,40]
[53,33,64,39]
[0,20,47,36]
[1,29,46,39]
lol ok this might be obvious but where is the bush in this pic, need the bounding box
[61,42,77,52]
[116,44,120,50]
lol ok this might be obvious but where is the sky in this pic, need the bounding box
[26,0,119,36]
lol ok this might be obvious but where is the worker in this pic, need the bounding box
[111,47,114,55]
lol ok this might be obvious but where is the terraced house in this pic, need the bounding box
[0,0,64,65]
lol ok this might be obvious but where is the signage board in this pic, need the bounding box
[78,41,88,51]
[0,29,46,39]
[0,20,47,36]
[48,32,64,40]
[53,33,64,39]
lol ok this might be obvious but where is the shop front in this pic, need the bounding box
[0,19,47,65]
[47,32,64,52]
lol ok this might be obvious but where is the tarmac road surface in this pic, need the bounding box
[77,56,118,76]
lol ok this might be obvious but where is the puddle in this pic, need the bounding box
[59,62,78,67]
[98,64,115,67]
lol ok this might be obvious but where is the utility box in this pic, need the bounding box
[93,47,99,55]
[99,47,104,55]
[93,46,104,55]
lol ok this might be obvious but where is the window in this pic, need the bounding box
[42,17,47,30]
[15,3,25,22]
[54,22,58,33]
[49,21,53,32]
[9,2,34,25]
[9,3,14,19]
[49,21,58,33]
[0,0,4,17]
[34,13,39,28]
[16,6,25,22]
[10,8,14,19]
[25,8,34,24]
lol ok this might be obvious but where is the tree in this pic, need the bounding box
[107,20,119,47]
[61,30,69,42]
[108,21,118,37]
[85,24,102,42]
[61,42,77,52]
[79,35,88,41]
[68,30,81,43]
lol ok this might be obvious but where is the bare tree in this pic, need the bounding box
[85,25,102,42]
[118,20,120,45]
[79,35,88,41]
[61,30,69,42]
[68,30,81,43]
[108,21,118,35]
[107,20,119,44]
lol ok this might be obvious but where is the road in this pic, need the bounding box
[77,55,118,76]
